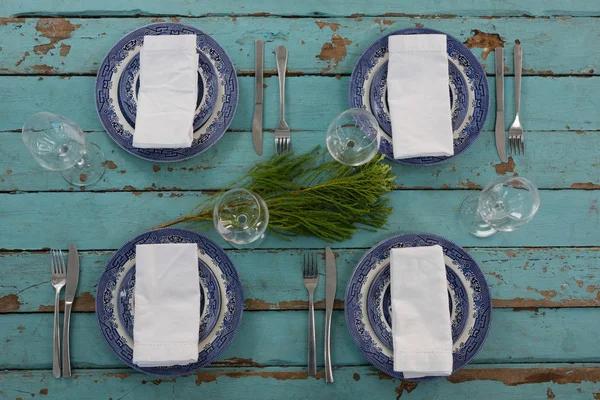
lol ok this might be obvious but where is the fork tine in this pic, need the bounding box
[521,135,525,155]
[50,250,55,273]
[519,135,523,155]
[510,136,514,155]
[59,249,65,274]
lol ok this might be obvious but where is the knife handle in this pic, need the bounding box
[324,307,334,383]
[62,302,73,377]
[254,40,264,103]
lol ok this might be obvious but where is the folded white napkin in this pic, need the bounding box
[387,34,454,159]
[390,245,453,379]
[133,34,198,148]
[132,243,200,367]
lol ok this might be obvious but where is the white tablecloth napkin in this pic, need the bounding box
[387,34,454,159]
[390,245,453,379]
[132,243,200,367]
[132,34,198,148]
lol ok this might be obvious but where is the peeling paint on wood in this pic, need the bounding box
[464,29,504,59]
[316,34,352,73]
[447,367,600,386]
[33,18,81,55]
[493,157,517,175]
[0,294,21,312]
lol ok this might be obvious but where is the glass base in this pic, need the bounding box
[460,193,498,238]
[225,232,267,250]
[61,143,106,187]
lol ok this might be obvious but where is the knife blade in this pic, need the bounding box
[252,40,264,155]
[324,247,337,383]
[495,47,507,163]
[62,243,79,377]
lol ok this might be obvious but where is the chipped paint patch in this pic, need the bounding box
[353,373,360,381]
[31,64,57,73]
[526,286,557,301]
[447,366,600,385]
[493,157,516,175]
[315,21,341,31]
[103,373,130,379]
[59,43,71,57]
[458,179,481,189]
[316,35,352,73]
[213,357,263,367]
[38,292,96,312]
[79,174,87,183]
[103,160,117,169]
[244,298,344,310]
[153,165,161,172]
[0,18,25,26]
[571,182,600,189]
[464,29,504,60]
[195,370,324,385]
[0,294,21,312]
[33,18,81,55]
[395,381,418,398]
[15,51,30,67]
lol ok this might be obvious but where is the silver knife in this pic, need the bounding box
[495,47,507,163]
[252,40,264,155]
[324,247,337,383]
[62,243,79,378]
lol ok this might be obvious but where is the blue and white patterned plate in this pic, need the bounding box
[345,233,492,381]
[95,23,238,162]
[349,28,489,166]
[96,228,244,377]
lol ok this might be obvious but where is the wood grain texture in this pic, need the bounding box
[0,17,597,76]
[1,130,599,192]
[2,309,600,369]
[1,0,599,17]
[0,76,597,133]
[1,248,599,313]
[1,365,600,400]
[0,190,598,250]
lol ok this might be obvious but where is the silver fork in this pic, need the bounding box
[275,45,291,155]
[51,249,66,378]
[509,44,524,155]
[302,253,318,376]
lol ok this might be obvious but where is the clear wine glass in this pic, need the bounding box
[460,176,540,237]
[213,188,269,248]
[326,108,381,166]
[22,112,106,186]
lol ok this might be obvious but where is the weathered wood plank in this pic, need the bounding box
[1,309,600,369]
[1,248,599,313]
[0,17,597,76]
[1,365,600,400]
[1,0,599,17]
[0,190,598,250]
[1,130,599,192]
[0,76,597,133]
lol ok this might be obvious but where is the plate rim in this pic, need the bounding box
[95,227,244,377]
[94,22,239,162]
[344,232,492,381]
[348,27,490,166]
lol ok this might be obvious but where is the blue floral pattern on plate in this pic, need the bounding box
[96,228,243,377]
[345,233,492,381]
[95,23,238,162]
[349,28,489,166]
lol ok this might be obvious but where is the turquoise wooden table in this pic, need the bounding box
[1,1,599,398]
